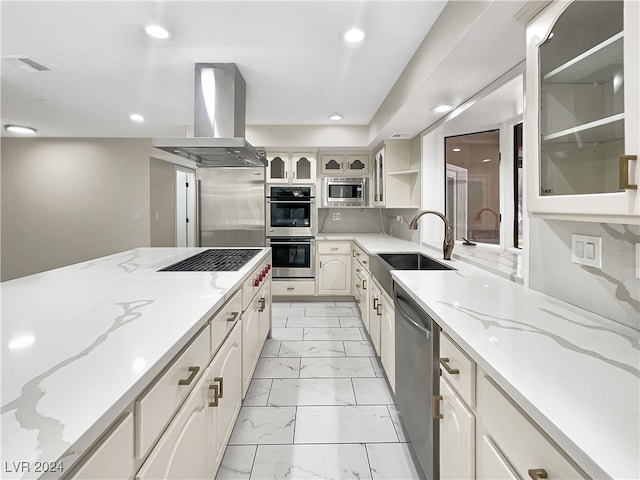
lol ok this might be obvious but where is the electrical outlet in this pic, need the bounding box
[332,213,341,221]
[636,243,640,279]
[571,234,602,268]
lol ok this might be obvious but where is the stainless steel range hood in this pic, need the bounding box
[153,63,266,167]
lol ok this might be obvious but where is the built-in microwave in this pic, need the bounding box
[322,177,368,207]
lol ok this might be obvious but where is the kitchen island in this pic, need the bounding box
[318,232,639,480]
[1,247,272,479]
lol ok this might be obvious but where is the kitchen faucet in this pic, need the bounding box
[408,210,454,260]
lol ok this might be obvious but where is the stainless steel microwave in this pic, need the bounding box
[322,177,368,207]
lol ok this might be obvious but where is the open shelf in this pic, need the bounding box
[542,113,624,143]
[543,32,623,84]
[386,169,420,176]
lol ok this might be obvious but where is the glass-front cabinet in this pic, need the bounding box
[267,152,316,184]
[525,0,639,220]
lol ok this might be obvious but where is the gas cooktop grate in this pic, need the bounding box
[159,249,260,272]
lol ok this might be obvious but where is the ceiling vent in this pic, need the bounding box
[2,56,53,72]
[390,133,414,139]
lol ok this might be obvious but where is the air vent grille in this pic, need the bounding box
[2,56,53,72]
[390,133,414,139]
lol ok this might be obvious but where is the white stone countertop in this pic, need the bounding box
[1,247,270,479]
[318,232,640,479]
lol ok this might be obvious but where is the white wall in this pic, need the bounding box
[1,138,152,280]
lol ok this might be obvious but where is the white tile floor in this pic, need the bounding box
[216,301,422,480]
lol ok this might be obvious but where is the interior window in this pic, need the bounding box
[445,130,500,245]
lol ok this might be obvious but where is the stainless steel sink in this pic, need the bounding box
[378,253,455,271]
[370,252,455,297]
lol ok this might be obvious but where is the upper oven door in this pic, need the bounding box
[266,198,317,237]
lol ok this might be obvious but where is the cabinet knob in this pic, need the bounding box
[178,366,200,386]
[440,358,460,375]
[528,469,548,480]
[619,155,638,190]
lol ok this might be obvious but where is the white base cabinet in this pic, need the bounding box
[368,279,382,356]
[440,377,475,480]
[317,242,352,296]
[477,435,520,480]
[379,288,395,392]
[137,323,243,480]
[242,281,270,397]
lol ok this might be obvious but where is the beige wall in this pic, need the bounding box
[1,138,152,280]
[149,157,177,247]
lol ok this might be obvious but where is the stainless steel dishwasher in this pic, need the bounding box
[394,284,439,480]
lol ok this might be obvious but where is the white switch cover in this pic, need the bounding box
[333,213,341,221]
[133,212,143,221]
[571,234,602,268]
[636,243,640,279]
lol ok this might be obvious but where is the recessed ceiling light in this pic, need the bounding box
[452,148,461,152]
[129,113,145,122]
[329,114,343,121]
[4,124,37,135]
[432,104,453,113]
[344,28,365,43]
[145,24,170,40]
[482,158,492,163]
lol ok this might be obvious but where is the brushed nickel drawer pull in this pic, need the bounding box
[214,376,224,398]
[209,384,219,407]
[178,366,200,386]
[376,304,382,316]
[528,469,548,480]
[433,395,443,419]
[362,279,367,290]
[258,298,266,312]
[373,298,379,309]
[440,358,460,375]
[619,155,638,190]
[331,247,339,251]
[226,311,239,323]
[287,287,295,291]
[352,250,357,257]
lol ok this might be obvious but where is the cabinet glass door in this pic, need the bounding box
[293,155,312,181]
[539,0,624,196]
[269,155,287,181]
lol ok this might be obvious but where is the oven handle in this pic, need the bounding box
[267,239,315,245]
[266,199,315,203]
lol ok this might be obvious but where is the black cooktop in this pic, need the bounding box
[159,249,260,272]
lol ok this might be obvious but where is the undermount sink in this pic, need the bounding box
[378,252,455,271]
[370,252,455,297]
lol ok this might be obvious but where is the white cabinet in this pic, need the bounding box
[70,414,134,480]
[320,154,345,175]
[267,151,316,184]
[440,377,475,480]
[525,0,639,221]
[242,283,268,397]
[368,280,382,355]
[475,371,586,480]
[137,324,243,480]
[477,435,520,480]
[379,289,395,392]
[352,252,370,332]
[317,241,351,296]
[372,139,421,208]
[320,153,370,175]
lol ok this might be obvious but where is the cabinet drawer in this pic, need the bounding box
[317,241,351,254]
[135,324,210,459]
[477,373,586,479]
[351,244,370,270]
[272,280,315,296]
[440,333,476,407]
[211,290,242,357]
[242,255,271,310]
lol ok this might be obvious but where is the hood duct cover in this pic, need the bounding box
[153,63,266,167]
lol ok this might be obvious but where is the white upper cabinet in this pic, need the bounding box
[267,152,316,184]
[321,154,345,175]
[525,0,639,221]
[346,155,370,174]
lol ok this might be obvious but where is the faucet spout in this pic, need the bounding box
[408,210,454,260]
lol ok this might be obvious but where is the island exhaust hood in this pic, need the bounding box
[153,63,266,167]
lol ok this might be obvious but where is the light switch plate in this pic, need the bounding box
[571,234,602,268]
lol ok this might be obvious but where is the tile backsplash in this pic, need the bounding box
[528,218,639,330]
[318,208,420,242]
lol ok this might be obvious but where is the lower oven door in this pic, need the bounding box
[266,238,315,278]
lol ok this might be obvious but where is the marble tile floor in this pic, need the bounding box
[216,301,421,480]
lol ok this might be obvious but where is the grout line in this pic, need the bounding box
[248,444,259,479]
[364,441,374,478]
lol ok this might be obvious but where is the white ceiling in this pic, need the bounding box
[1,1,526,144]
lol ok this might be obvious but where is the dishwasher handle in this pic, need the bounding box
[395,291,431,338]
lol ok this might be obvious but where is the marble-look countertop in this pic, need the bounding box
[318,232,639,479]
[0,247,270,479]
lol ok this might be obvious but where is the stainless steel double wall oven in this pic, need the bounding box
[266,185,316,278]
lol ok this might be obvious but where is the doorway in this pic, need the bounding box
[176,169,196,247]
